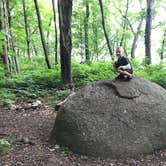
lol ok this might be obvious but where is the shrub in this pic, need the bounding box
[0,139,12,156]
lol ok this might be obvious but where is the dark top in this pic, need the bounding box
[115,56,133,73]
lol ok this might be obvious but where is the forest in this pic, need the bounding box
[0,0,166,165]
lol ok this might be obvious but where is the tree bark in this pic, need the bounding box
[0,0,9,72]
[6,0,20,72]
[98,0,113,60]
[120,0,129,47]
[145,0,155,65]
[22,0,31,59]
[32,40,38,56]
[131,16,144,58]
[52,0,58,64]
[84,0,90,63]
[58,0,72,85]
[79,21,84,62]
[46,17,52,56]
[160,30,166,61]
[92,11,99,61]
[34,0,51,69]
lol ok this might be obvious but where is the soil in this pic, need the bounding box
[1,98,166,166]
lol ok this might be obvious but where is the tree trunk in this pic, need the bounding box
[52,0,58,64]
[46,17,52,56]
[145,0,155,65]
[6,0,20,72]
[79,22,84,62]
[92,11,99,61]
[120,0,129,47]
[160,30,166,61]
[58,0,72,85]
[98,0,113,60]
[0,0,9,72]
[34,0,51,69]
[32,40,38,56]
[84,0,90,63]
[131,17,144,58]
[22,0,31,59]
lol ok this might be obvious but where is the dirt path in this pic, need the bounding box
[1,100,166,166]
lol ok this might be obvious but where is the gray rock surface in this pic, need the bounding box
[50,77,166,159]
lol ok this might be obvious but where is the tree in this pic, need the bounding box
[145,0,155,65]
[46,17,52,56]
[92,10,99,61]
[58,0,73,85]
[6,0,20,73]
[34,0,51,69]
[160,29,166,61]
[0,0,9,72]
[52,0,58,64]
[84,0,90,63]
[22,0,31,59]
[130,1,145,59]
[119,0,129,47]
[98,0,113,60]
[131,15,144,58]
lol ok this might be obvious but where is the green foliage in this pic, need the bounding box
[0,88,15,103]
[133,61,166,89]
[72,61,116,87]
[0,56,166,104]
[48,144,72,156]
[142,64,166,89]
[0,64,5,78]
[0,56,61,100]
[0,63,14,103]
[0,139,12,156]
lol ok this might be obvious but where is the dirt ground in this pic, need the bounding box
[1,99,166,166]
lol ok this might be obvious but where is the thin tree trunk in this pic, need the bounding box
[46,17,52,56]
[98,0,113,60]
[131,17,144,58]
[32,40,38,56]
[34,0,51,69]
[22,0,31,59]
[160,30,166,61]
[120,0,129,47]
[117,1,144,58]
[92,11,99,61]
[6,0,20,72]
[58,0,72,85]
[78,18,84,62]
[131,0,144,58]
[145,0,155,65]
[84,0,90,63]
[52,0,58,64]
[8,56,12,72]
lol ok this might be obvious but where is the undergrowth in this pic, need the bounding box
[0,56,166,103]
[0,139,12,156]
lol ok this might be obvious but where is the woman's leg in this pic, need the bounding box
[117,69,132,76]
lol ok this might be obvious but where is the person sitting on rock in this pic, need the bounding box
[113,46,133,80]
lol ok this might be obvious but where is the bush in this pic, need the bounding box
[72,61,116,87]
[0,139,12,156]
[135,63,166,89]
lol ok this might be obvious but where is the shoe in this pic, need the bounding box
[128,75,133,79]
[115,74,124,79]
[122,75,133,81]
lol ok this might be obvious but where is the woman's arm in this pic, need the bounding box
[118,63,131,70]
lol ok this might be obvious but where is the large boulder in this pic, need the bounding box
[50,77,166,159]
